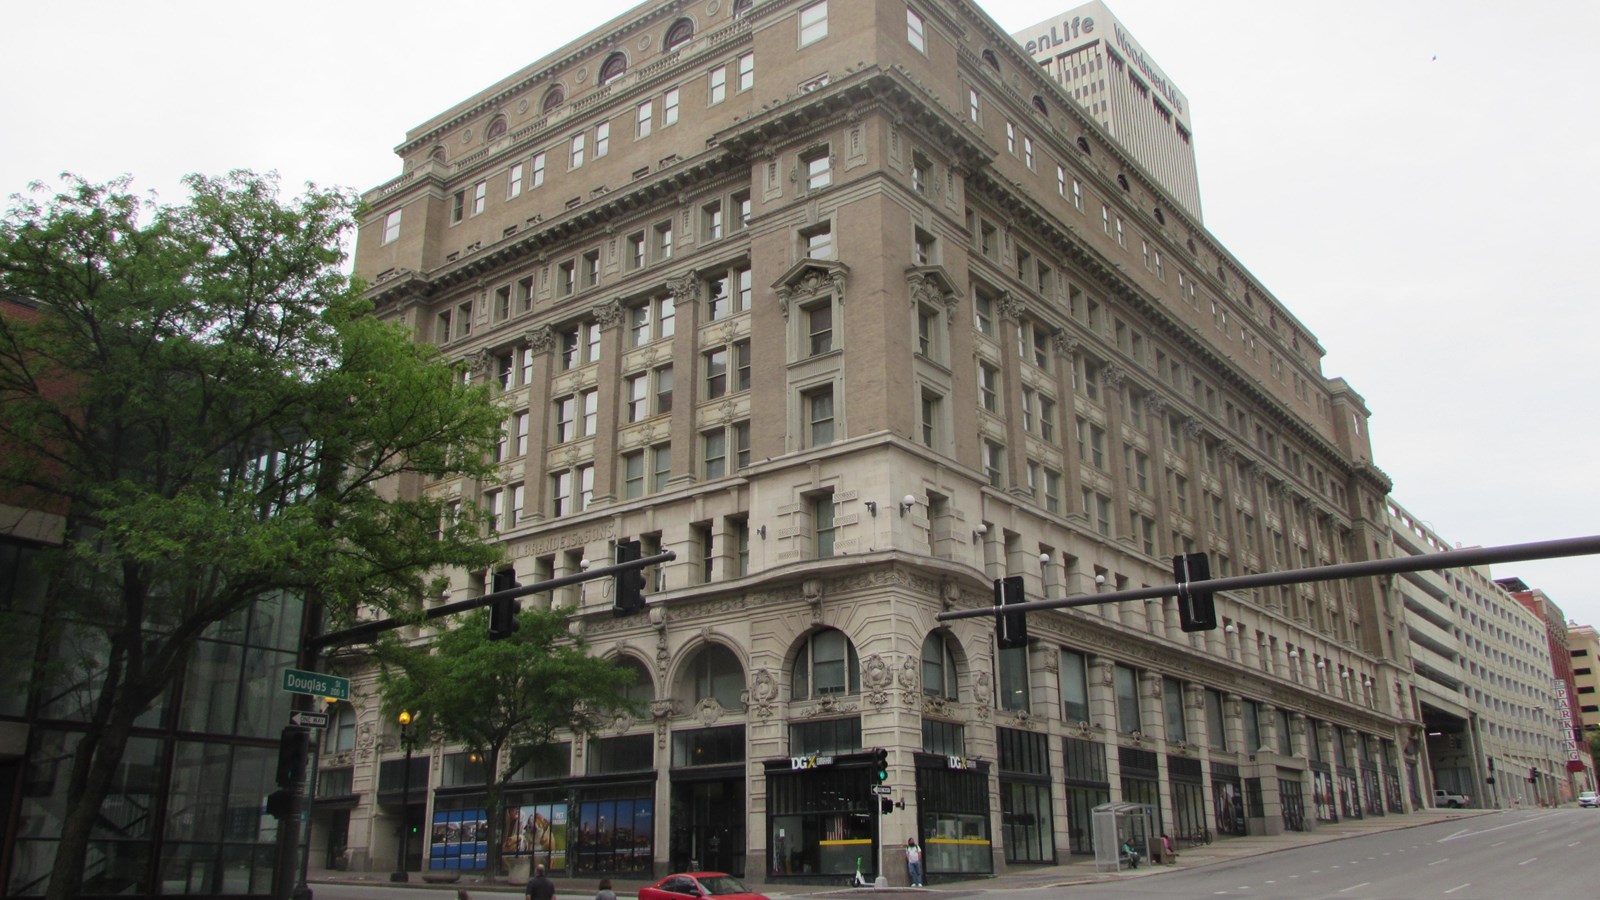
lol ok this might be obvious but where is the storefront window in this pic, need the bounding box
[575,786,654,873]
[500,793,569,871]
[921,719,963,757]
[671,725,746,768]
[588,734,654,775]
[916,759,992,875]
[767,766,873,876]
[998,728,1053,863]
[790,718,860,756]
[1168,755,1206,843]
[429,799,488,871]
[1062,737,1109,855]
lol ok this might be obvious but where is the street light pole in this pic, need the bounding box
[391,711,415,883]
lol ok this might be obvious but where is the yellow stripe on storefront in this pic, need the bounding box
[926,838,992,845]
[817,839,874,846]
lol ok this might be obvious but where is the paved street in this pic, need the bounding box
[1039,809,1599,899]
[309,807,1600,899]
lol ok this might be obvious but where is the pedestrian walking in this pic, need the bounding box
[595,878,616,900]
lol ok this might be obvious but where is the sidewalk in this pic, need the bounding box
[309,808,1495,896]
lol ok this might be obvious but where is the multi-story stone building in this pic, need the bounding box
[1386,501,1568,808]
[1012,2,1202,221]
[334,0,1413,883]
[1569,624,1600,740]
[1496,577,1593,802]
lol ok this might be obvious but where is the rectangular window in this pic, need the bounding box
[554,395,576,443]
[737,52,754,90]
[382,209,402,244]
[709,65,727,105]
[583,250,600,288]
[626,374,648,423]
[1114,664,1140,733]
[595,121,610,158]
[983,440,1005,487]
[999,645,1029,712]
[802,222,833,260]
[703,429,727,479]
[570,133,585,169]
[623,451,645,498]
[636,100,653,138]
[804,148,831,190]
[978,362,1000,413]
[974,290,994,336]
[799,0,828,47]
[531,152,546,188]
[627,232,645,270]
[733,339,751,391]
[907,7,925,52]
[1006,122,1016,155]
[450,190,465,224]
[806,302,833,355]
[651,443,672,493]
[733,420,751,469]
[514,410,530,456]
[654,365,674,415]
[655,221,673,259]
[550,471,571,517]
[517,276,534,313]
[1039,396,1056,443]
[580,389,598,437]
[508,163,524,198]
[702,202,724,244]
[1071,178,1082,210]
[664,87,680,125]
[1023,135,1035,169]
[472,181,487,216]
[1164,678,1187,743]
[806,386,834,447]
[1043,469,1061,514]
[968,88,980,123]
[731,190,751,231]
[557,260,576,297]
[1060,648,1089,723]
[813,493,836,556]
[704,347,728,399]
[919,389,941,448]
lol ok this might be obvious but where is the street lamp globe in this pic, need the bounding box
[398,710,412,728]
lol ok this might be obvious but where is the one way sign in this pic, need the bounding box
[289,711,329,729]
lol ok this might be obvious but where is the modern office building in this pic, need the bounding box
[1011,2,1202,221]
[1385,501,1571,808]
[1496,577,1593,801]
[0,296,299,898]
[1569,624,1600,739]
[340,0,1413,883]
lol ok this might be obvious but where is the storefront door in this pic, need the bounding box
[670,777,745,876]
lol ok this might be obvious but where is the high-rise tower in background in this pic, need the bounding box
[1013,2,1202,221]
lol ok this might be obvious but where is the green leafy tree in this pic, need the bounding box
[0,173,505,900]
[376,606,638,879]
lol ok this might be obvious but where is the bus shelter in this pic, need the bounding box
[1091,802,1155,873]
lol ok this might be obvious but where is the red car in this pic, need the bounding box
[639,872,770,900]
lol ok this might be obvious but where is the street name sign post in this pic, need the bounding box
[281,668,349,701]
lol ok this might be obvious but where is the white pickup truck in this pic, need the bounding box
[1433,788,1470,808]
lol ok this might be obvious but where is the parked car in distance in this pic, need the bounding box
[1433,788,1470,808]
[1579,790,1599,808]
[639,873,770,900]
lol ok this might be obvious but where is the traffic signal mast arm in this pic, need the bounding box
[309,550,676,650]
[936,534,1600,623]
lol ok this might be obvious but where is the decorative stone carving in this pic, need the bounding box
[1102,364,1126,390]
[1146,394,1168,417]
[650,698,678,722]
[1182,418,1205,440]
[802,695,858,718]
[594,298,624,329]
[922,694,956,718]
[525,325,556,355]
[668,270,700,306]
[897,655,919,690]
[975,671,993,706]
[995,290,1024,322]
[1053,333,1080,358]
[467,348,491,376]
[696,697,726,725]
[751,668,778,703]
[862,653,893,692]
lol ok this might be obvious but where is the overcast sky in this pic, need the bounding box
[4,0,1596,629]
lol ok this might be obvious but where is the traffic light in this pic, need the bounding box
[275,726,311,788]
[614,539,647,616]
[1172,552,1217,632]
[488,567,521,640]
[880,797,895,815]
[265,788,293,819]
[995,575,1028,649]
[873,747,890,783]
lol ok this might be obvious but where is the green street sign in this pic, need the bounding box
[282,668,350,701]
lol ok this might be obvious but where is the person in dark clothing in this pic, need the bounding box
[526,863,556,900]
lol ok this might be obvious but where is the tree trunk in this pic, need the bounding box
[483,743,505,879]
[45,711,135,900]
